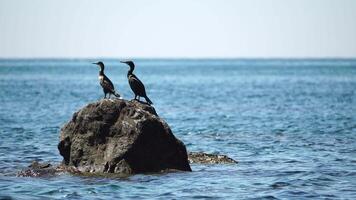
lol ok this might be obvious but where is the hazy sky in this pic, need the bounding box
[0,0,355,58]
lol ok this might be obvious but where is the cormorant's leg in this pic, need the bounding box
[104,93,107,99]
[134,95,137,100]
[108,93,111,99]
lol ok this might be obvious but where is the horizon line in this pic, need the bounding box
[0,56,356,60]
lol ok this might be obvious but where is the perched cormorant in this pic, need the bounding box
[120,61,153,105]
[92,61,121,99]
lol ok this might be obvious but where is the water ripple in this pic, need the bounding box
[1,59,356,199]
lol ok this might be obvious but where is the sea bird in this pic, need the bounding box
[120,60,153,105]
[92,61,121,99]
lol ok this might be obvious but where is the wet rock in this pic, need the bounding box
[28,161,52,169]
[58,99,191,175]
[17,161,57,177]
[188,152,238,164]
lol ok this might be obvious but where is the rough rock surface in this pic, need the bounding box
[58,99,192,175]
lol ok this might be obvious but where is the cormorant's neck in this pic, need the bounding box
[127,66,134,76]
[99,66,104,75]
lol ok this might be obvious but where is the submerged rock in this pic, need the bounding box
[188,152,238,164]
[58,99,192,175]
[17,161,56,177]
[17,161,82,177]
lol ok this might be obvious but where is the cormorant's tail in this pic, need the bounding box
[113,91,121,98]
[144,96,153,105]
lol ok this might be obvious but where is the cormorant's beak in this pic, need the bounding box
[92,62,98,65]
[120,61,127,64]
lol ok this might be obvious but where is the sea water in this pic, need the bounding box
[0,59,355,199]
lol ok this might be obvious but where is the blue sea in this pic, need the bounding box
[0,59,356,199]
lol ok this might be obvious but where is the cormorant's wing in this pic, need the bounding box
[131,74,145,89]
[101,75,115,92]
[129,74,146,95]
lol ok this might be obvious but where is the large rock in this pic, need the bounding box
[58,99,191,175]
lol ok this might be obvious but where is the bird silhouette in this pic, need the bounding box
[120,60,153,105]
[92,61,120,99]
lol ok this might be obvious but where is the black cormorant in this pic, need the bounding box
[92,61,121,99]
[120,61,153,105]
